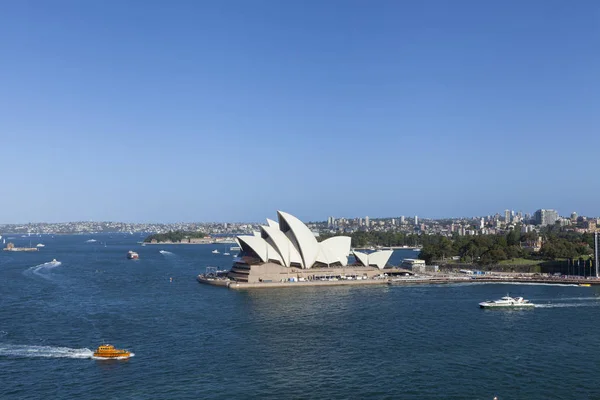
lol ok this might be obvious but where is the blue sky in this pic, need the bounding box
[0,0,598,223]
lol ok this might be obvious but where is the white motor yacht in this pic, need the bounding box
[212,249,220,254]
[479,296,535,309]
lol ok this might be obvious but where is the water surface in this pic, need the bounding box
[1,234,599,399]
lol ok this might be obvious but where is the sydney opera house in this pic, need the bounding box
[228,211,394,283]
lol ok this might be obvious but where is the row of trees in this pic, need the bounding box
[320,226,596,266]
[419,228,594,265]
[319,231,423,248]
[144,230,205,243]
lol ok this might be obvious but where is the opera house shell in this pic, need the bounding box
[236,211,351,269]
[229,211,394,283]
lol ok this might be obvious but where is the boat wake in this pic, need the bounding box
[0,344,93,359]
[24,261,62,279]
[538,296,600,302]
[535,302,600,308]
[159,250,174,255]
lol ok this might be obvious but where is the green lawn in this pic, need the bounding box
[498,258,544,265]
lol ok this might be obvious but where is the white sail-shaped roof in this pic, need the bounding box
[368,250,393,269]
[278,211,319,269]
[353,251,370,267]
[266,218,279,228]
[264,240,283,264]
[260,224,302,267]
[237,235,268,262]
[352,250,393,269]
[236,211,352,269]
[318,236,351,266]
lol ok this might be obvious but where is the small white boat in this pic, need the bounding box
[212,249,220,254]
[86,239,97,243]
[479,295,535,309]
[36,243,45,248]
[230,246,241,251]
[223,252,230,256]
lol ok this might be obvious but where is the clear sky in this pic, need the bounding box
[0,0,598,223]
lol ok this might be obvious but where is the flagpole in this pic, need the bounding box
[595,232,599,278]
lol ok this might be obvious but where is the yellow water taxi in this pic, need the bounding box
[579,283,591,287]
[93,344,131,359]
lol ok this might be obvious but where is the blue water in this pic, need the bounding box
[1,234,600,399]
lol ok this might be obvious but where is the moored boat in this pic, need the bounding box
[93,344,131,359]
[479,295,535,308]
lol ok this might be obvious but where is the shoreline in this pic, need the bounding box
[142,242,236,245]
[198,275,600,290]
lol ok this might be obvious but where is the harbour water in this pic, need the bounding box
[1,234,600,399]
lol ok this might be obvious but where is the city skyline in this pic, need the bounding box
[0,206,595,228]
[1,1,599,223]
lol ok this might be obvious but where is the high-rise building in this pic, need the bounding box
[327,216,333,227]
[414,216,418,226]
[534,209,559,226]
[365,216,370,227]
[504,210,511,223]
[571,212,578,221]
[480,218,485,229]
[400,216,405,225]
[391,218,396,226]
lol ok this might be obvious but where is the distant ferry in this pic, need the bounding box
[93,344,131,359]
[36,243,45,248]
[479,296,535,309]
[212,249,220,254]
[127,251,139,260]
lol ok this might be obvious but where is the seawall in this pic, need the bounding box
[198,275,600,290]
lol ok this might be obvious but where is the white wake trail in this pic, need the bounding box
[0,344,93,359]
[24,261,62,278]
[535,302,600,309]
[159,250,174,255]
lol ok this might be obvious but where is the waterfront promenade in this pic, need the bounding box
[198,273,600,290]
